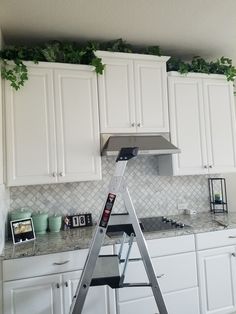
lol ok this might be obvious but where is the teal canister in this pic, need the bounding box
[10,208,32,221]
[49,215,62,233]
[32,212,48,234]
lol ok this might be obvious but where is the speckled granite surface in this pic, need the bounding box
[2,212,236,260]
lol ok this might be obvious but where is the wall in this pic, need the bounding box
[9,156,212,221]
[0,27,10,314]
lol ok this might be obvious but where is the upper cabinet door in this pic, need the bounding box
[96,51,170,134]
[168,75,208,175]
[54,68,101,182]
[203,79,236,173]
[134,60,169,133]
[5,66,57,186]
[97,56,136,133]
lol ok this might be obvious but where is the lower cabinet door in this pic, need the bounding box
[118,287,200,314]
[63,270,116,314]
[198,246,236,314]
[3,274,63,314]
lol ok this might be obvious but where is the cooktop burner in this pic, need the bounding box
[140,216,191,232]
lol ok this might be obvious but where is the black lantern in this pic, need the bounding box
[208,178,228,213]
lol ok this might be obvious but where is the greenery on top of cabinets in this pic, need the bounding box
[167,56,236,81]
[1,38,236,90]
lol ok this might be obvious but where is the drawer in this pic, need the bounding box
[118,287,200,314]
[195,228,236,250]
[116,234,195,259]
[118,251,198,301]
[3,245,113,281]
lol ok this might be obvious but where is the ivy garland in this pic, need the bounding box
[0,39,235,90]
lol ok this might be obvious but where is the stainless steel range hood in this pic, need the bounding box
[101,135,180,156]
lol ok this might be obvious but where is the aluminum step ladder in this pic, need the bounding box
[69,147,168,314]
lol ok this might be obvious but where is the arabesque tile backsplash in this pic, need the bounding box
[9,156,213,221]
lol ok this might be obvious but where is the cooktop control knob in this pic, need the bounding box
[171,220,176,225]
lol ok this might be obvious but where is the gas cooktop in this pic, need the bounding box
[140,216,191,232]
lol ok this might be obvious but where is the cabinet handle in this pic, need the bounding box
[53,260,70,266]
[131,123,135,127]
[203,165,208,169]
[59,172,65,177]
[137,123,142,127]
[52,172,57,177]
[156,274,165,279]
[232,253,236,257]
[56,283,60,288]
[65,281,68,287]
[229,236,236,238]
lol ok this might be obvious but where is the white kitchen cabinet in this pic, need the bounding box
[115,235,200,314]
[96,51,170,133]
[166,72,236,175]
[4,62,101,186]
[3,246,116,314]
[3,273,63,314]
[197,245,236,314]
[63,270,115,314]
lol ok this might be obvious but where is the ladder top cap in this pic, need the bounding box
[116,147,139,161]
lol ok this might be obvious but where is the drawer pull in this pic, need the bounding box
[53,260,70,266]
[229,236,236,239]
[56,283,60,289]
[65,281,68,287]
[156,274,165,279]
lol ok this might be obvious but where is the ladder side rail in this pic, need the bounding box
[69,160,128,314]
[121,184,168,314]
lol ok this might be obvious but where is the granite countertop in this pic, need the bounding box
[2,212,236,261]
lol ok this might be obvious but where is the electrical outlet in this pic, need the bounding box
[177,203,188,210]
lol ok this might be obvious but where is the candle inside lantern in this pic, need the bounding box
[214,193,222,203]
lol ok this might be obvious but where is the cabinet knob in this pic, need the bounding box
[232,253,236,257]
[52,172,57,177]
[209,165,213,168]
[131,123,135,127]
[65,281,68,287]
[203,165,208,169]
[59,172,65,177]
[56,283,60,288]
[137,123,141,127]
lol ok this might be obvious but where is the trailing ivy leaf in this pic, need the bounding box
[91,57,105,74]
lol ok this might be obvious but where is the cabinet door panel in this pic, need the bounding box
[97,57,136,133]
[134,60,169,132]
[203,80,236,173]
[5,67,57,186]
[54,69,101,182]
[118,252,197,302]
[63,270,115,314]
[168,76,208,175]
[3,274,62,314]
[118,287,200,314]
[198,246,236,314]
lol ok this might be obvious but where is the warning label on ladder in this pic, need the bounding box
[99,193,116,228]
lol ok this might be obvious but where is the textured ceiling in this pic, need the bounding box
[1,0,236,64]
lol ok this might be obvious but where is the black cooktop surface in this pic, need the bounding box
[140,216,191,232]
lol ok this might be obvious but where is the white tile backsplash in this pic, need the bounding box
[9,156,213,221]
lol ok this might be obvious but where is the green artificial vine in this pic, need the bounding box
[167,56,236,81]
[0,38,235,90]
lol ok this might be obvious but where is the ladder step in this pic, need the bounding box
[91,255,121,289]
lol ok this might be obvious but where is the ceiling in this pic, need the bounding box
[1,0,236,64]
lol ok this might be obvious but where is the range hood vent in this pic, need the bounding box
[102,135,180,156]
